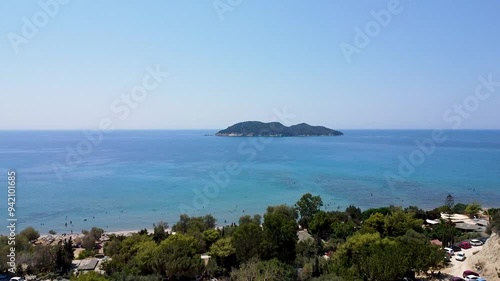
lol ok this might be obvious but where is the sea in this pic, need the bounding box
[0,130,499,235]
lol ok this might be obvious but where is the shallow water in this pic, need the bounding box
[0,130,499,234]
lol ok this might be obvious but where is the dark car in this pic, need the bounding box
[451,244,462,252]
[450,277,465,281]
[478,236,489,243]
[462,270,479,278]
[459,241,472,249]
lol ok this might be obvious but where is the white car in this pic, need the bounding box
[10,278,25,281]
[465,275,486,281]
[444,247,454,255]
[455,252,466,261]
[470,239,483,246]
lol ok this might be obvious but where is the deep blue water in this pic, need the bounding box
[0,130,499,234]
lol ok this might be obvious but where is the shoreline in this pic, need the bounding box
[39,228,158,239]
[13,206,499,238]
[35,208,496,238]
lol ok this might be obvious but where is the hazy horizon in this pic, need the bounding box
[2,128,500,131]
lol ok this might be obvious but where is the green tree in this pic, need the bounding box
[295,238,316,265]
[89,227,104,241]
[332,232,382,280]
[358,238,408,281]
[172,214,218,252]
[176,214,216,233]
[363,212,385,234]
[203,229,220,248]
[104,236,125,257]
[132,240,158,275]
[345,205,362,224]
[209,236,237,275]
[361,207,393,220]
[384,210,423,237]
[452,203,468,214]
[262,205,298,264]
[55,237,73,274]
[332,230,442,281]
[445,194,455,213]
[310,273,346,281]
[203,214,217,229]
[295,193,323,229]
[330,220,357,240]
[239,214,262,225]
[82,234,95,251]
[153,221,168,243]
[465,202,482,217]
[309,211,336,240]
[152,234,203,279]
[232,221,263,263]
[32,245,56,273]
[425,208,442,220]
[172,214,190,233]
[396,230,443,275]
[429,220,459,248]
[231,258,296,281]
[19,226,40,241]
[102,234,154,276]
[404,205,428,220]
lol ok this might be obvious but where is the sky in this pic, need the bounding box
[1,0,499,130]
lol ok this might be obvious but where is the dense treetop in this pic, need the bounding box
[2,195,495,281]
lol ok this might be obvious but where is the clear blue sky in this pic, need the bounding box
[1,0,499,130]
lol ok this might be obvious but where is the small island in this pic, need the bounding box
[215,121,343,137]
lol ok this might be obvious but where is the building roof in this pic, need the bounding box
[426,219,440,225]
[78,259,99,271]
[441,213,469,222]
[297,230,313,242]
[476,219,489,226]
[430,239,442,246]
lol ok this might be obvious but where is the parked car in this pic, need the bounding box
[463,270,479,278]
[464,276,486,281]
[451,244,462,252]
[9,278,25,281]
[450,277,465,281]
[459,241,472,249]
[455,252,466,261]
[444,247,455,256]
[470,239,483,246]
[478,236,489,243]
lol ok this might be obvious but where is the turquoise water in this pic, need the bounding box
[0,130,499,234]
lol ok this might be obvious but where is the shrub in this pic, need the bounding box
[20,226,40,241]
[78,249,95,260]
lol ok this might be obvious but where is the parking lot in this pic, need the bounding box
[442,245,483,278]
